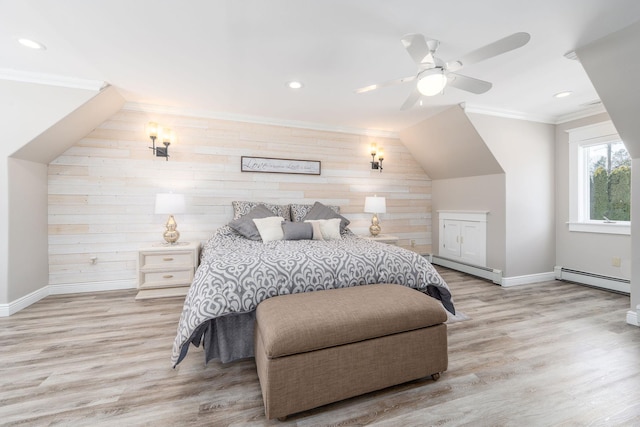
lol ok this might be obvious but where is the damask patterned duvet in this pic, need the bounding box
[171,226,454,366]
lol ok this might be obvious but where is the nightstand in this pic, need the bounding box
[361,234,399,245]
[135,241,200,300]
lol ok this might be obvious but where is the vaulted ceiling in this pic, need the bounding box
[2,0,640,133]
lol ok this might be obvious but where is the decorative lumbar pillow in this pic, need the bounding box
[305,218,342,240]
[281,221,313,240]
[232,201,291,221]
[291,203,341,222]
[228,205,275,240]
[308,221,324,241]
[302,201,350,233]
[253,216,286,242]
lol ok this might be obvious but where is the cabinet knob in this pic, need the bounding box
[163,274,174,279]
[163,257,174,262]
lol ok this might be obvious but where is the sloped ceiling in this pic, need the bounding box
[399,105,503,180]
[11,85,125,164]
[577,20,640,158]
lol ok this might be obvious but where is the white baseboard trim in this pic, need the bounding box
[500,272,557,287]
[429,255,502,284]
[49,279,135,295]
[0,279,136,317]
[627,309,639,327]
[0,285,50,317]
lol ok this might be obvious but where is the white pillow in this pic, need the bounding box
[308,221,324,241]
[305,218,342,240]
[253,216,285,242]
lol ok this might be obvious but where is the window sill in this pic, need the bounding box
[567,222,630,235]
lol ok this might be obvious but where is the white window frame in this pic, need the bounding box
[567,121,630,235]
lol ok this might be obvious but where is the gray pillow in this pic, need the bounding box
[232,201,291,220]
[291,203,340,222]
[281,221,313,240]
[302,202,350,233]
[228,205,275,240]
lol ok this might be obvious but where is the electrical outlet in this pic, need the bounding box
[410,239,416,247]
[612,257,621,267]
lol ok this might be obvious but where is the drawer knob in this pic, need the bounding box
[163,274,174,279]
[163,257,174,261]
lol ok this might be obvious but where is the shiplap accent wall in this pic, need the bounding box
[48,108,433,287]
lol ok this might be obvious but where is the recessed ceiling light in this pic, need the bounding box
[18,38,46,50]
[287,81,303,89]
[554,91,572,98]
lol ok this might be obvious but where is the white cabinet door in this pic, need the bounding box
[460,221,484,266]
[438,212,487,267]
[441,220,462,259]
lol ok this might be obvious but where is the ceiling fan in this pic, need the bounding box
[355,32,531,110]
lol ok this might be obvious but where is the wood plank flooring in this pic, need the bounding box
[1,267,639,426]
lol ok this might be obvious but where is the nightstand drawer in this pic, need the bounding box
[139,269,194,289]
[136,241,200,299]
[141,252,194,269]
[360,234,399,245]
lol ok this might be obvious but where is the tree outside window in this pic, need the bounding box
[585,140,631,221]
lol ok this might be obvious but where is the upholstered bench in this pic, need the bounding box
[254,284,448,420]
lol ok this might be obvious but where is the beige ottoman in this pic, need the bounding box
[254,284,448,420]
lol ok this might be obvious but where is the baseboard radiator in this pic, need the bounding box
[554,266,630,294]
[428,255,502,284]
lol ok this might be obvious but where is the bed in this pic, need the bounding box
[171,201,455,367]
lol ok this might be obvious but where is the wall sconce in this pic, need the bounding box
[370,143,384,172]
[147,122,173,161]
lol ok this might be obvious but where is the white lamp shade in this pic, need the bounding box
[155,193,185,214]
[364,196,386,214]
[417,69,447,96]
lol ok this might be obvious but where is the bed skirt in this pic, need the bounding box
[200,311,256,363]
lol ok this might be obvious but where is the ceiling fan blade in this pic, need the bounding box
[446,32,530,72]
[400,88,421,110]
[401,33,437,65]
[354,75,416,94]
[447,73,493,94]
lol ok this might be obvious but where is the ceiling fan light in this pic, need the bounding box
[417,70,447,96]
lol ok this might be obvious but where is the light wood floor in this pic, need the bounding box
[1,267,639,426]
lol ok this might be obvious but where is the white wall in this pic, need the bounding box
[432,174,506,272]
[467,113,556,277]
[47,107,434,289]
[632,158,640,313]
[7,158,49,301]
[0,80,98,305]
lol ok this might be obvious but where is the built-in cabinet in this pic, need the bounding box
[438,211,487,267]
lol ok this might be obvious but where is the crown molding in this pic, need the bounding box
[460,102,557,124]
[122,102,399,139]
[554,104,607,124]
[0,68,107,92]
[461,102,608,125]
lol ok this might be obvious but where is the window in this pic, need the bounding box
[568,121,631,235]
[583,140,631,221]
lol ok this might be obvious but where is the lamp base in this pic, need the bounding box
[163,214,180,244]
[369,213,381,237]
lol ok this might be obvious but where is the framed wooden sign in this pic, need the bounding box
[241,156,321,175]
